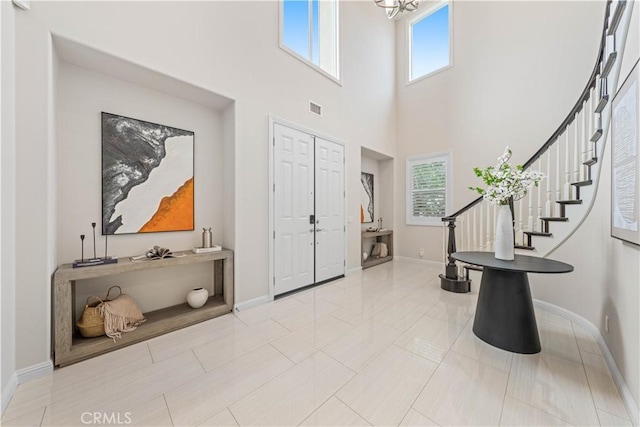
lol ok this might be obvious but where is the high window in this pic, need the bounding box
[281,0,340,82]
[409,2,452,82]
[406,152,452,225]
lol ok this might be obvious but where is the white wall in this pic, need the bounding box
[394,1,604,261]
[531,2,640,410]
[10,0,397,370]
[1,0,17,410]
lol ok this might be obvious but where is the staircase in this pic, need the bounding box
[440,0,634,293]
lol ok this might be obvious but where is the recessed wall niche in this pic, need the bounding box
[360,147,394,253]
[53,36,236,314]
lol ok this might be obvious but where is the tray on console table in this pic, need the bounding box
[53,249,234,367]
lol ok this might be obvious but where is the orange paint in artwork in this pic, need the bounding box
[139,178,194,232]
[361,205,365,223]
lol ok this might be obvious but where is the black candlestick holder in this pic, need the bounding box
[73,222,118,268]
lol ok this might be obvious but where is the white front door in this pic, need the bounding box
[315,137,345,282]
[273,124,315,295]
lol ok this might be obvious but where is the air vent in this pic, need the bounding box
[309,101,322,117]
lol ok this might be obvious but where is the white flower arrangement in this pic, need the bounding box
[469,147,544,205]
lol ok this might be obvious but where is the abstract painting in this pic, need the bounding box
[102,112,194,235]
[611,61,639,245]
[361,172,374,223]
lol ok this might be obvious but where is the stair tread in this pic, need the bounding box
[595,96,608,114]
[601,52,617,79]
[524,231,553,237]
[557,199,583,204]
[540,217,569,222]
[583,158,598,166]
[571,180,593,186]
[607,1,626,36]
[591,129,603,142]
[515,244,535,250]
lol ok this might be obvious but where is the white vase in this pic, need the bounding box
[187,288,209,309]
[494,205,515,261]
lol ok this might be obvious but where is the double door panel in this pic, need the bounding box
[274,123,344,296]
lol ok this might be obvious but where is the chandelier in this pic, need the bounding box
[374,0,420,19]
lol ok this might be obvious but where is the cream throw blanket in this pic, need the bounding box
[99,294,146,341]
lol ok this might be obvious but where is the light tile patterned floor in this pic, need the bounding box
[2,259,632,426]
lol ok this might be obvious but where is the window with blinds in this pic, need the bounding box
[406,153,452,225]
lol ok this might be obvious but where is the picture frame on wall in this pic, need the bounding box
[102,112,195,235]
[361,172,374,223]
[611,60,640,246]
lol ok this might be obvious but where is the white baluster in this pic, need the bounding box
[582,101,589,181]
[486,202,491,250]
[473,208,477,250]
[555,137,561,216]
[574,112,580,185]
[518,197,524,244]
[528,188,534,232]
[479,203,484,250]
[467,211,473,251]
[493,203,497,247]
[537,158,543,228]
[545,150,552,216]
[564,129,571,200]
[589,89,596,160]
[459,216,464,252]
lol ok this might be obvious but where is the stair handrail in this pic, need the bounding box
[442,1,612,223]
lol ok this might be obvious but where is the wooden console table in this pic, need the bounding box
[53,249,233,367]
[361,230,393,269]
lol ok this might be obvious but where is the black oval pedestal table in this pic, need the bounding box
[452,252,574,354]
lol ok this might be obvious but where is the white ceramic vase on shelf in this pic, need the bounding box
[494,204,515,261]
[187,288,209,309]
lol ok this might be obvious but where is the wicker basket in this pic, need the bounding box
[77,296,105,338]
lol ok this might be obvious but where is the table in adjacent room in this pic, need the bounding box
[452,251,573,354]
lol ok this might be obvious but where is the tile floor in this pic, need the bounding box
[2,259,632,426]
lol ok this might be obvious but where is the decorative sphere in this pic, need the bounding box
[187,288,209,309]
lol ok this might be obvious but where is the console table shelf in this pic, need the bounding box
[53,249,234,367]
[361,230,393,269]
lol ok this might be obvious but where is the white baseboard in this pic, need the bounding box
[16,359,53,384]
[534,299,639,426]
[1,372,18,416]
[233,295,271,313]
[1,359,53,416]
[393,256,442,268]
[346,266,362,276]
